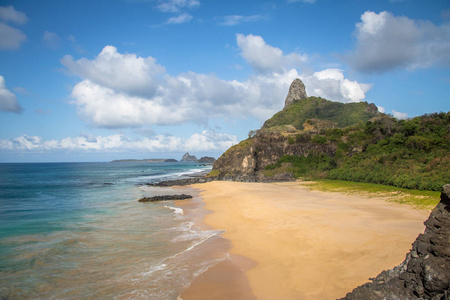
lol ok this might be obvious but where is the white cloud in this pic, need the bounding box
[347,11,450,72]
[236,34,308,73]
[166,13,193,24]
[0,22,26,50]
[61,45,166,97]
[301,69,372,103]
[0,5,27,50]
[392,110,408,120]
[63,35,371,128]
[157,0,200,13]
[218,15,267,26]
[0,5,28,25]
[0,131,237,153]
[42,31,61,49]
[377,106,385,113]
[0,75,22,113]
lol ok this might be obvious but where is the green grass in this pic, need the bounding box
[305,179,441,210]
[206,169,220,177]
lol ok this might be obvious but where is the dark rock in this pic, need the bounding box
[164,159,178,162]
[138,194,193,202]
[340,184,450,300]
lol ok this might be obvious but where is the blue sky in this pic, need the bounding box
[0,0,449,162]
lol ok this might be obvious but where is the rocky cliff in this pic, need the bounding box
[284,78,307,109]
[210,78,381,182]
[211,131,336,182]
[341,185,450,300]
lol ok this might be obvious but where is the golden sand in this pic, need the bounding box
[182,181,429,300]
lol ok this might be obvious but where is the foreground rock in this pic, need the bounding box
[138,194,193,202]
[341,184,450,300]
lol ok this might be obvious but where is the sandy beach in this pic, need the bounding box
[181,181,430,300]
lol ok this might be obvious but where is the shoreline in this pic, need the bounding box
[180,180,429,300]
[173,186,257,300]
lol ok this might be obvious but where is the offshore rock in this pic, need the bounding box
[284,78,307,109]
[138,194,193,202]
[341,184,450,300]
[181,152,198,162]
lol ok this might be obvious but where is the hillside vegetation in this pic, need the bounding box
[265,112,450,191]
[263,96,380,130]
[211,93,449,191]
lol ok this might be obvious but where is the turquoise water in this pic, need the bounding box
[0,162,226,299]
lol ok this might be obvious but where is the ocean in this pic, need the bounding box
[0,162,226,299]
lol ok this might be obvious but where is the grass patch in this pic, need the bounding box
[305,179,440,210]
[206,169,220,177]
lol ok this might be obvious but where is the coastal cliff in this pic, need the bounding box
[209,79,449,190]
[341,185,450,300]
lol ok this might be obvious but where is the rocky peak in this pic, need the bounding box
[284,78,307,109]
[181,152,197,162]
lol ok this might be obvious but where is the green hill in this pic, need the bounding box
[210,80,449,192]
[263,96,380,130]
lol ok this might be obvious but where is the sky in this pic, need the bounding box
[0,0,449,162]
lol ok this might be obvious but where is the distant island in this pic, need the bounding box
[111,153,216,164]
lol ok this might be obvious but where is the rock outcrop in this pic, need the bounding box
[284,78,307,109]
[181,152,198,162]
[341,184,450,300]
[138,194,193,202]
[211,131,335,182]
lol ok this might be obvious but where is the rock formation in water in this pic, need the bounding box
[341,184,450,300]
[284,78,307,109]
[138,194,193,202]
[181,152,198,162]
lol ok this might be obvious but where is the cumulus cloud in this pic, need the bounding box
[0,22,26,50]
[347,11,450,72]
[166,13,193,24]
[42,31,61,49]
[0,5,27,50]
[156,0,200,13]
[0,75,23,113]
[61,45,166,97]
[218,15,267,26]
[377,106,385,113]
[301,69,372,103]
[0,5,28,25]
[63,35,371,128]
[236,34,308,73]
[0,131,237,153]
[392,110,408,120]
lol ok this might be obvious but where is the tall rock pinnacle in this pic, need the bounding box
[284,79,307,109]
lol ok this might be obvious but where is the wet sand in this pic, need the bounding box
[181,181,429,300]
